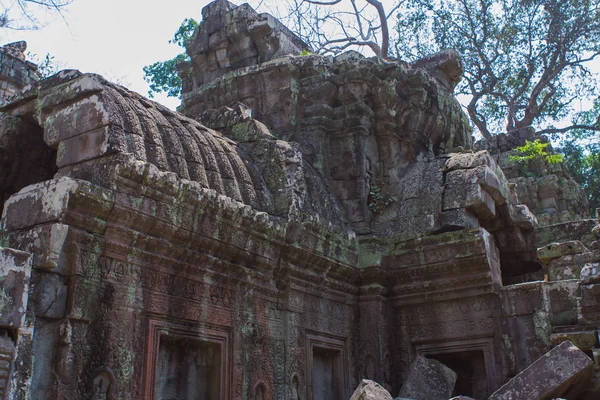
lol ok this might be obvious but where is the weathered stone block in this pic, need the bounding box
[447,165,509,204]
[0,247,31,328]
[350,379,393,400]
[398,356,457,400]
[227,119,273,142]
[545,280,579,326]
[439,209,479,230]
[488,341,593,400]
[550,331,598,351]
[444,182,496,220]
[55,124,127,168]
[581,262,600,284]
[2,223,72,272]
[2,177,114,233]
[412,49,463,92]
[501,282,543,317]
[31,272,68,319]
[506,204,539,229]
[37,74,104,116]
[538,241,589,264]
[44,92,124,148]
[445,150,495,172]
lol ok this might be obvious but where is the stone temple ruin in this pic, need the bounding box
[0,1,599,399]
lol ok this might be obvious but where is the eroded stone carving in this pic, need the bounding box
[0,1,598,399]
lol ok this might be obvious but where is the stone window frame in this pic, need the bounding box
[143,318,232,400]
[414,337,499,395]
[305,331,348,400]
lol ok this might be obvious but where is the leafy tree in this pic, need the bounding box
[143,18,198,99]
[509,139,563,165]
[559,140,600,214]
[395,0,600,140]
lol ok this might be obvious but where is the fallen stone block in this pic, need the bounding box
[488,341,593,400]
[350,379,393,400]
[398,356,457,400]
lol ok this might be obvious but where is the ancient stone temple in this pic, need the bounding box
[0,1,599,399]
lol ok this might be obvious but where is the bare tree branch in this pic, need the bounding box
[255,0,398,58]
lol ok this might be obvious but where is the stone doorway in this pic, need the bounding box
[415,337,498,400]
[155,336,221,400]
[429,350,488,399]
[311,347,343,400]
[306,333,347,400]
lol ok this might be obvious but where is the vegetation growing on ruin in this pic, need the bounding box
[142,18,198,99]
[509,139,563,165]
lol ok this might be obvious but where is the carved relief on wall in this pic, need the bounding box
[396,295,501,341]
[300,293,354,338]
[87,366,117,400]
[0,332,15,400]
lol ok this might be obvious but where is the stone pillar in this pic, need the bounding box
[357,283,392,392]
[0,246,33,400]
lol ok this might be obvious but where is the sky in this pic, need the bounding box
[0,0,219,110]
[0,0,598,139]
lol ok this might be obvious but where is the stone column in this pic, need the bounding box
[357,283,392,392]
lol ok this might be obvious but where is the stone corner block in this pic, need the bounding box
[0,246,32,328]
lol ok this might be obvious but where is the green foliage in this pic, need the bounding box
[27,52,64,78]
[559,141,600,214]
[143,53,188,99]
[33,53,62,78]
[395,0,600,139]
[509,139,563,164]
[367,178,397,214]
[299,49,312,56]
[170,18,198,48]
[143,18,198,99]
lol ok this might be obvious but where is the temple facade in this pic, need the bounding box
[0,1,598,399]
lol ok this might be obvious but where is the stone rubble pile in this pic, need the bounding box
[350,341,593,400]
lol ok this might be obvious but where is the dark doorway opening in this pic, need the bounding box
[428,350,488,399]
[156,336,221,400]
[312,347,343,400]
[0,117,57,215]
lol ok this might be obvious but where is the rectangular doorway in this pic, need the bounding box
[155,336,221,400]
[312,347,342,400]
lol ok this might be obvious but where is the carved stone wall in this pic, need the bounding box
[0,1,598,399]
[0,41,40,101]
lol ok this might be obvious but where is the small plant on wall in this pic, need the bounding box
[367,175,397,214]
[509,139,563,164]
